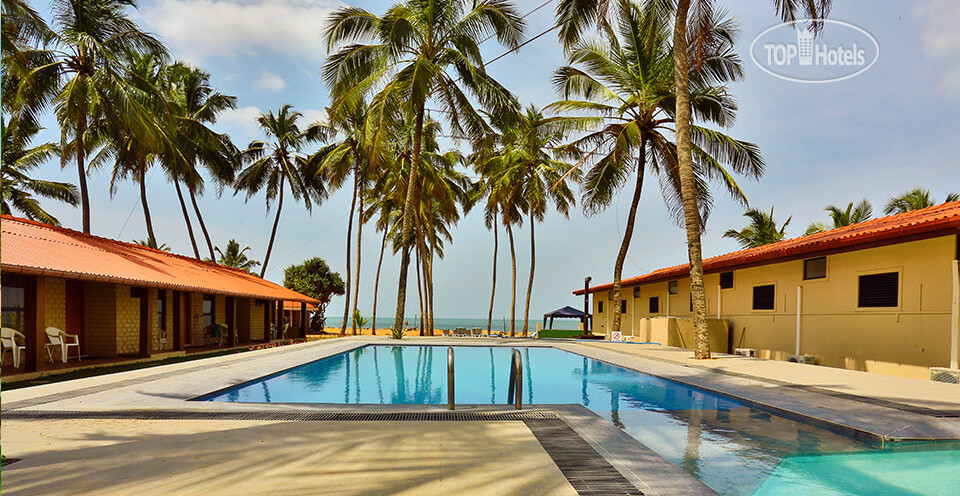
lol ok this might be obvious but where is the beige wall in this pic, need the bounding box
[592,235,959,379]
[43,277,66,332]
[235,298,266,342]
[115,285,141,355]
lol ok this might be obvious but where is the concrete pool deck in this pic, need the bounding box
[3,336,959,495]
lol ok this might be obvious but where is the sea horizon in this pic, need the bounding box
[323,316,583,331]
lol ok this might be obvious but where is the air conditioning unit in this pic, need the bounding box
[734,348,757,357]
[930,367,960,384]
[786,354,817,365]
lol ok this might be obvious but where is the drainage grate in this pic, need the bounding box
[1,409,560,422]
[524,419,643,495]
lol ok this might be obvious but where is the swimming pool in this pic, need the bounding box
[205,345,960,496]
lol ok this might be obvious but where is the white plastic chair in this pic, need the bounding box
[1,327,26,367]
[45,327,80,363]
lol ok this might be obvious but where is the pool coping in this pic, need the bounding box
[4,336,959,444]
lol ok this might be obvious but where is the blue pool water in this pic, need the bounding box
[206,345,960,496]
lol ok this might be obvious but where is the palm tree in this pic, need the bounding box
[206,239,261,272]
[806,199,872,235]
[20,0,166,234]
[883,188,959,215]
[723,207,791,249]
[556,0,830,359]
[481,106,578,336]
[323,0,526,334]
[2,0,56,129]
[160,63,239,260]
[133,238,170,251]
[235,105,329,277]
[550,1,763,336]
[310,101,375,335]
[1,115,78,225]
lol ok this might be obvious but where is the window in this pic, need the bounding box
[598,301,604,313]
[203,295,215,327]
[753,285,775,310]
[1,285,25,329]
[804,257,827,280]
[649,297,660,314]
[720,271,734,289]
[858,272,899,308]
[157,290,166,332]
[633,287,640,298]
[620,300,627,314]
[668,280,678,295]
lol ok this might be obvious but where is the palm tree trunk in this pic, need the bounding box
[393,103,426,333]
[487,221,498,334]
[371,227,388,335]
[415,233,425,336]
[507,223,517,337]
[351,184,364,335]
[260,174,284,278]
[611,144,646,335]
[425,242,434,336]
[138,160,157,247]
[76,110,91,234]
[173,177,201,259]
[674,0,710,359]
[188,187,216,261]
[522,211,535,337]
[341,170,358,335]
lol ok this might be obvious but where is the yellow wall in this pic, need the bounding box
[592,235,959,379]
[43,277,66,331]
[84,282,117,356]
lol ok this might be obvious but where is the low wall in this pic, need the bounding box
[624,317,729,353]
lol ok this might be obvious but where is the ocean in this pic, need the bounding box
[323,316,583,332]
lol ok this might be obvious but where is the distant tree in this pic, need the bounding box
[806,199,872,235]
[884,188,959,215]
[205,239,261,272]
[133,238,171,251]
[723,207,791,249]
[283,257,345,332]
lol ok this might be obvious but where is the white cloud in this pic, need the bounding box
[219,106,328,137]
[219,105,264,135]
[914,0,960,97]
[141,0,341,63]
[256,71,287,92]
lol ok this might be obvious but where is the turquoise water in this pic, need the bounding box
[324,316,583,331]
[206,345,960,496]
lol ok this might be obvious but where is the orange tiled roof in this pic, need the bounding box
[284,301,318,311]
[1,215,319,304]
[575,201,960,295]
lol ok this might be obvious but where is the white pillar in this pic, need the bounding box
[950,259,959,370]
[796,286,803,356]
[717,284,722,319]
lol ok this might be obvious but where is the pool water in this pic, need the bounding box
[206,345,960,496]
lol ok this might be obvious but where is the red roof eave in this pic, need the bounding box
[575,202,960,295]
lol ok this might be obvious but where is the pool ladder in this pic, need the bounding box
[446,347,522,411]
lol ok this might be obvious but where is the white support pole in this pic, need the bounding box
[717,284,722,319]
[796,286,803,356]
[950,259,959,370]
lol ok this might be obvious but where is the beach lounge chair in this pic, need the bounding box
[1,327,26,367]
[203,324,225,347]
[472,327,483,338]
[45,327,80,363]
[454,327,469,337]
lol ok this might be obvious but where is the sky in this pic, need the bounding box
[21,0,960,323]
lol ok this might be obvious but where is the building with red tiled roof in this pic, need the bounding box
[574,202,960,380]
[1,215,319,373]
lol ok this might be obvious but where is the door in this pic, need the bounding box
[65,280,85,354]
